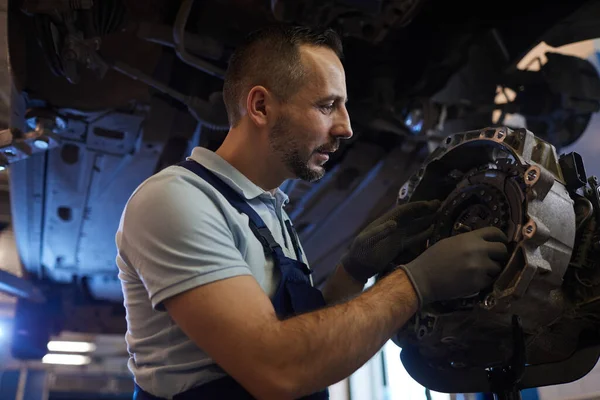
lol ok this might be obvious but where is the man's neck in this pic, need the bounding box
[215,129,287,193]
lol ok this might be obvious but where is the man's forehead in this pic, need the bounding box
[298,45,347,97]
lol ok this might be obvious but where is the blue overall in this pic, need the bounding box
[133,159,329,400]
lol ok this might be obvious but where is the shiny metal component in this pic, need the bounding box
[393,127,600,387]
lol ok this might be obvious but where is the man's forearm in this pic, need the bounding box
[321,263,365,304]
[261,268,418,398]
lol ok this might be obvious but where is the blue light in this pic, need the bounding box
[404,111,424,134]
[411,120,423,134]
[0,319,9,341]
[25,117,37,131]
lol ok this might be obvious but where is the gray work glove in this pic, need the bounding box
[341,200,441,284]
[400,226,509,307]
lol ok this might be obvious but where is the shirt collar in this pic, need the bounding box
[188,147,290,206]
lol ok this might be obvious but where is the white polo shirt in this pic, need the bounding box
[115,147,308,398]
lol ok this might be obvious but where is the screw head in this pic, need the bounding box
[525,225,534,234]
[527,169,537,182]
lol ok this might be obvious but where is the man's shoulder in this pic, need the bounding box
[127,164,229,212]
[117,164,245,241]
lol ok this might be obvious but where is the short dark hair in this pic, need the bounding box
[222,24,344,127]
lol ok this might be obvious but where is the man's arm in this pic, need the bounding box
[321,263,365,304]
[164,267,418,400]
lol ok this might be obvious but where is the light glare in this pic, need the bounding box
[47,341,97,353]
[42,353,91,365]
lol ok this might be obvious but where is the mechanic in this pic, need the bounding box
[116,24,509,400]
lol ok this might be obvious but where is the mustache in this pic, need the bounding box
[314,140,340,154]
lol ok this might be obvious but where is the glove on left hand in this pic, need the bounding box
[340,199,441,284]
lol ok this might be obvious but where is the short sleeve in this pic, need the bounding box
[116,171,252,311]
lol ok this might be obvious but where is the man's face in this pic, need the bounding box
[268,45,353,182]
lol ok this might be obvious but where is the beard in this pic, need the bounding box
[268,115,327,182]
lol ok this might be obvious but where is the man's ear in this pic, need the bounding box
[246,86,271,127]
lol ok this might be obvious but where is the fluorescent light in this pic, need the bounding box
[42,354,91,365]
[47,341,97,353]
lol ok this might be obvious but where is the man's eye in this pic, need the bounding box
[319,104,335,112]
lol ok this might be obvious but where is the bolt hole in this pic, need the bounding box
[58,207,72,221]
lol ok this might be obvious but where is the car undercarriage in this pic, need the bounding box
[1,0,600,396]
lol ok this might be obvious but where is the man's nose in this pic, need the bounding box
[331,105,353,140]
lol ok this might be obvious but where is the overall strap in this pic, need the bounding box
[285,219,304,261]
[177,160,286,260]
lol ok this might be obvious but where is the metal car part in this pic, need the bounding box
[393,126,600,392]
[173,0,226,79]
[271,0,426,44]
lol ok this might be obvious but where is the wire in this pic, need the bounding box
[576,197,594,232]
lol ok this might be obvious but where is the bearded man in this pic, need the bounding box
[116,24,508,400]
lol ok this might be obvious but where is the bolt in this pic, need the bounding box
[527,169,537,182]
[480,190,485,196]
[497,130,505,139]
[492,205,498,211]
[493,218,499,224]
[461,193,466,198]
[525,225,534,234]
[483,294,496,309]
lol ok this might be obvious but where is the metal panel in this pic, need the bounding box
[41,143,95,282]
[76,141,163,275]
[9,152,46,277]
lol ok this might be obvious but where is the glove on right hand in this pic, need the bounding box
[400,226,509,307]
